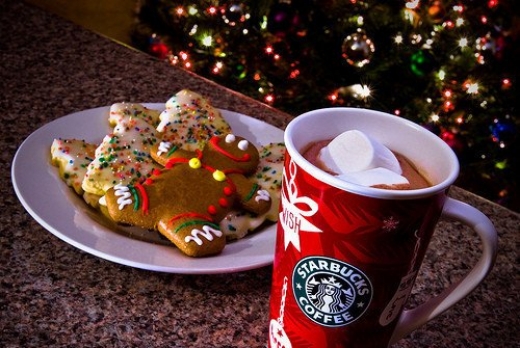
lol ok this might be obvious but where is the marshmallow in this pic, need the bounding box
[318,130,409,187]
[338,168,409,187]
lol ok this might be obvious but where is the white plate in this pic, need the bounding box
[12,104,284,274]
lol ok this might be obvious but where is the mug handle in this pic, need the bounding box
[389,197,498,345]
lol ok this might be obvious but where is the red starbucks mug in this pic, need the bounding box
[268,108,497,347]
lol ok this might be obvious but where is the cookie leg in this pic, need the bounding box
[158,217,226,257]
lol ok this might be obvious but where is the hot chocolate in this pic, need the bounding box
[302,131,431,190]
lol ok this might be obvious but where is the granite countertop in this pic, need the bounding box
[1,1,518,347]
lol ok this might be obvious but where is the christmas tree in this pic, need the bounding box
[132,0,520,211]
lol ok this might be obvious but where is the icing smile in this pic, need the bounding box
[210,136,251,162]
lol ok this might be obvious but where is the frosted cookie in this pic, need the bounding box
[82,112,160,195]
[102,134,272,257]
[220,211,267,240]
[108,103,161,128]
[220,142,286,240]
[157,89,232,151]
[51,138,97,195]
[254,142,286,221]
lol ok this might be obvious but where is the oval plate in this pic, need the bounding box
[12,104,284,274]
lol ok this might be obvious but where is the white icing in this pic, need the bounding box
[156,110,171,132]
[225,134,236,143]
[108,103,160,127]
[114,184,132,210]
[238,139,249,151]
[220,211,267,240]
[184,225,223,245]
[165,89,202,109]
[157,141,172,156]
[255,189,271,202]
[157,89,232,152]
[50,138,96,194]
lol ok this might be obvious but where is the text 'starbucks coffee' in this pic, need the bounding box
[268,108,497,348]
[291,256,372,327]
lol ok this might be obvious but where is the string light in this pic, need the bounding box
[264,94,275,104]
[351,84,371,99]
[188,6,198,15]
[438,69,446,80]
[212,61,223,74]
[175,6,184,16]
[453,5,464,12]
[289,69,300,79]
[201,34,213,47]
[328,93,338,102]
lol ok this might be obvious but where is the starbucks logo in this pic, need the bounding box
[292,256,373,327]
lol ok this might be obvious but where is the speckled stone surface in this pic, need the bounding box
[1,1,518,347]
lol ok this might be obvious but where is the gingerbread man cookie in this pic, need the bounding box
[102,134,272,257]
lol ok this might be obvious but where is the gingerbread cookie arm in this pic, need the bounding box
[229,173,272,216]
[103,183,160,230]
[151,140,193,166]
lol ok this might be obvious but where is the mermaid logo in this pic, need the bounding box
[292,256,373,327]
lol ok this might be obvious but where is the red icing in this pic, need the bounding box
[165,157,189,168]
[168,212,214,226]
[210,137,251,162]
[218,198,229,207]
[208,205,218,215]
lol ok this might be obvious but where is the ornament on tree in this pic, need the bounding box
[427,1,446,24]
[410,49,436,77]
[475,33,497,64]
[267,1,301,36]
[221,3,249,26]
[403,7,421,27]
[341,31,375,68]
[232,61,247,80]
[148,35,170,60]
[493,33,508,60]
[441,129,466,154]
[491,118,516,144]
